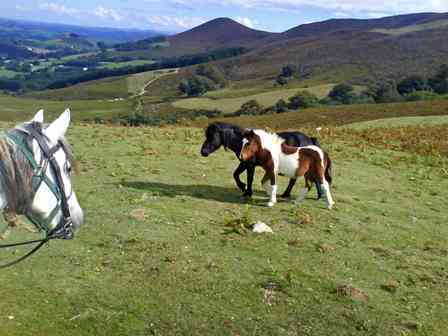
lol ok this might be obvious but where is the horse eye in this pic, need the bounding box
[65,163,72,174]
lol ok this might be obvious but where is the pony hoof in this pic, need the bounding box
[327,203,334,210]
[242,191,253,198]
[267,201,276,207]
[280,193,291,199]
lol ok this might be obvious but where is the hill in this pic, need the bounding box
[118,18,274,57]
[215,12,448,84]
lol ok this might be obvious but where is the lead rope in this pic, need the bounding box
[0,229,69,269]
[0,237,49,269]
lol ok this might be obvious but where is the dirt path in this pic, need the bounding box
[132,68,179,98]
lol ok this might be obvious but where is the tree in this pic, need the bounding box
[97,41,108,53]
[195,64,226,87]
[275,99,288,113]
[397,75,427,95]
[178,76,214,97]
[235,100,264,116]
[428,64,448,94]
[369,80,403,103]
[288,91,319,109]
[276,75,288,86]
[328,83,355,104]
[281,64,298,78]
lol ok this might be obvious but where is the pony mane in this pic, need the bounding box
[0,121,75,215]
[253,129,284,152]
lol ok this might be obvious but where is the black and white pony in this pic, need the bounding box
[200,122,322,198]
[0,109,84,241]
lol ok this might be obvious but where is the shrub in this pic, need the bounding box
[281,64,298,78]
[275,99,289,113]
[196,64,226,88]
[368,80,403,103]
[234,100,264,116]
[276,75,288,86]
[288,91,319,109]
[178,75,215,97]
[397,75,428,95]
[428,64,448,94]
[328,83,355,104]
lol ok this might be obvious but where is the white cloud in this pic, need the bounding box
[235,17,257,28]
[147,15,208,29]
[171,0,448,17]
[39,2,80,16]
[90,6,122,22]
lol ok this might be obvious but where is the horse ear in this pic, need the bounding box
[31,109,44,123]
[242,129,254,138]
[44,109,71,142]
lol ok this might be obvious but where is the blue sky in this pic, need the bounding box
[4,0,448,33]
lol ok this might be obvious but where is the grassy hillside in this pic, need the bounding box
[0,94,132,121]
[0,121,446,335]
[173,84,364,114]
[194,99,448,129]
[344,115,448,129]
[26,76,129,100]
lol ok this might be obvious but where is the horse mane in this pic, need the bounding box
[206,122,244,152]
[0,121,75,215]
[253,129,284,152]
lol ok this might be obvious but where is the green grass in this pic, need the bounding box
[0,94,132,121]
[173,84,363,114]
[343,115,448,130]
[0,122,447,335]
[202,99,448,129]
[26,77,129,101]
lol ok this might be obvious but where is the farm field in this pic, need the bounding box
[173,84,364,114]
[0,119,447,335]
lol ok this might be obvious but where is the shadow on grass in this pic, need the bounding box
[121,180,267,205]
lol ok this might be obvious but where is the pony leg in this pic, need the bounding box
[295,179,311,205]
[244,164,255,197]
[233,162,247,193]
[280,178,296,198]
[262,172,277,207]
[268,184,277,207]
[320,181,335,209]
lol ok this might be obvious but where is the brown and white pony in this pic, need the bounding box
[240,129,334,209]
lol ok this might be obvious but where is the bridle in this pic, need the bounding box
[0,125,75,268]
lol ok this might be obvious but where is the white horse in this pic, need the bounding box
[0,109,84,240]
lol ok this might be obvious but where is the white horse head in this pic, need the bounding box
[0,109,84,236]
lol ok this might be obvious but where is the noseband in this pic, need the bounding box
[0,126,75,268]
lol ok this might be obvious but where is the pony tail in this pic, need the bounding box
[324,152,332,185]
[311,137,320,147]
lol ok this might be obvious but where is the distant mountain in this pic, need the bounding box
[0,17,162,43]
[117,18,274,57]
[167,18,274,55]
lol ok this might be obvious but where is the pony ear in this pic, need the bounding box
[242,129,254,138]
[31,109,44,123]
[44,109,71,142]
